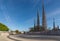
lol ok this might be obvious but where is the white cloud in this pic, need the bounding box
[46,0,52,4]
[32,0,40,8]
[0,4,19,30]
[46,8,60,18]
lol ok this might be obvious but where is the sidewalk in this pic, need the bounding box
[0,32,14,41]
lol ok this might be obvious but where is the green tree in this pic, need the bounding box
[29,28,34,32]
[15,30,19,34]
[0,23,9,31]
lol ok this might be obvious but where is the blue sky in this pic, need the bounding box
[0,0,60,31]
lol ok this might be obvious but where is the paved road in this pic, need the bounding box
[0,32,59,41]
[9,34,59,41]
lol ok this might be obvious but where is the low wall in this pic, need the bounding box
[26,31,60,35]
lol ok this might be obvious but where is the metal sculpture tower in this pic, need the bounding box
[42,0,47,31]
[37,9,40,31]
[53,18,55,30]
[34,19,36,31]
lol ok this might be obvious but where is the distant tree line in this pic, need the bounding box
[29,26,43,32]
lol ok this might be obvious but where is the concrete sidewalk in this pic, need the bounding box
[0,32,14,41]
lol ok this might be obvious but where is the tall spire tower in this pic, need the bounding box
[37,8,40,31]
[53,18,55,30]
[42,0,47,31]
[34,19,36,31]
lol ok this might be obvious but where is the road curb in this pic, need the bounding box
[7,35,20,41]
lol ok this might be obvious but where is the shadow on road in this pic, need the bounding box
[7,36,22,41]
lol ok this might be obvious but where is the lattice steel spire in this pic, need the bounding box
[42,0,47,31]
[53,18,55,30]
[37,8,40,31]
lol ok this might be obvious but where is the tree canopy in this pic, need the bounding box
[0,23,9,31]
